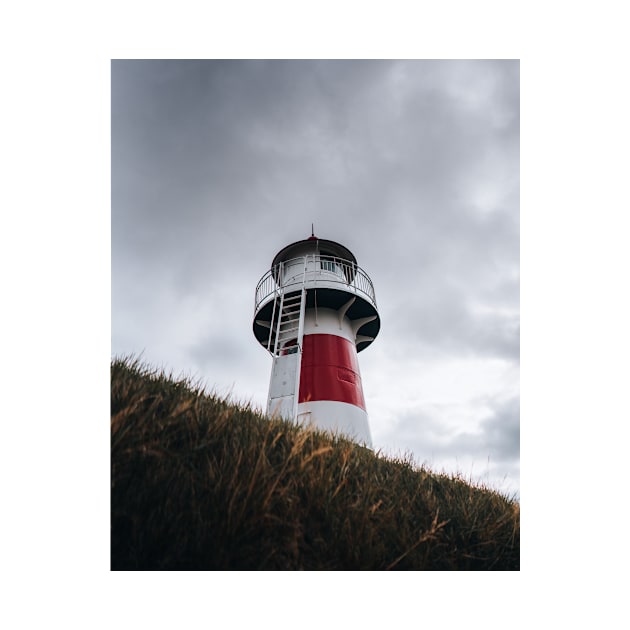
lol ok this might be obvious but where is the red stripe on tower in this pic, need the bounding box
[299,334,366,410]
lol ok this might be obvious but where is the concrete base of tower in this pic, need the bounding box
[296,400,373,448]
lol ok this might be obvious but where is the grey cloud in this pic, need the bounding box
[480,396,520,462]
[376,395,519,492]
[440,396,520,464]
[112,58,519,346]
[382,285,520,361]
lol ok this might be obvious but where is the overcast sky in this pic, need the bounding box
[112,59,520,497]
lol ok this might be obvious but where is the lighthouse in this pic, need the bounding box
[253,234,380,447]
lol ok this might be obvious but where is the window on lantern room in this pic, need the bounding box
[321,259,337,273]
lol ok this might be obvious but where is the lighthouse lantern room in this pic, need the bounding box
[253,234,380,447]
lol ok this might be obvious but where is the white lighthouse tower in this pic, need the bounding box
[253,233,380,447]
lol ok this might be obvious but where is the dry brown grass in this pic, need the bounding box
[111,358,519,570]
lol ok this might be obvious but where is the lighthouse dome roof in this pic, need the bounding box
[271,237,357,268]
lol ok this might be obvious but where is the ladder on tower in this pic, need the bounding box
[266,285,307,421]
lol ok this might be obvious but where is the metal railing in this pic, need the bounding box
[254,254,377,313]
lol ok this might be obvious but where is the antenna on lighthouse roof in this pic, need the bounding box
[311,223,314,237]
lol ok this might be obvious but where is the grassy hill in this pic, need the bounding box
[111,358,519,570]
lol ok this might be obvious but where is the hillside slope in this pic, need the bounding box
[111,358,519,570]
